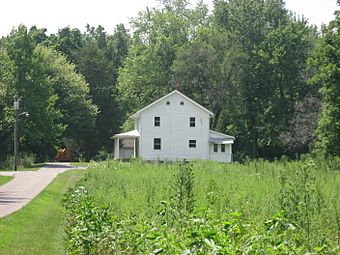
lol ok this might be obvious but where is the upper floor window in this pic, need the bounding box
[189,140,196,148]
[166,101,170,105]
[213,144,218,152]
[154,138,161,150]
[189,117,195,127]
[180,101,184,105]
[221,144,226,153]
[154,116,160,127]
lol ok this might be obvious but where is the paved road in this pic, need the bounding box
[0,162,83,218]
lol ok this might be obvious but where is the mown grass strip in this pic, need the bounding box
[0,176,14,187]
[0,169,85,255]
[0,163,45,171]
[71,161,91,168]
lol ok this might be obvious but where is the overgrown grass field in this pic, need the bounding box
[64,158,340,254]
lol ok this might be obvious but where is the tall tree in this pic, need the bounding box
[3,25,63,160]
[106,24,130,79]
[75,40,117,154]
[309,2,340,156]
[172,27,248,158]
[75,24,130,155]
[172,27,246,118]
[47,27,84,63]
[254,20,316,157]
[3,25,97,160]
[213,0,315,158]
[0,48,15,160]
[35,45,98,160]
[118,0,209,122]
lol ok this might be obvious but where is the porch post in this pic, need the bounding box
[134,138,139,158]
[114,137,120,160]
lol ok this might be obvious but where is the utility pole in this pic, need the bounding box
[13,95,20,171]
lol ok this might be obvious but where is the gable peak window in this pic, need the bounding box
[154,138,161,150]
[189,140,196,148]
[189,117,195,127]
[166,101,170,105]
[180,101,184,105]
[154,116,160,127]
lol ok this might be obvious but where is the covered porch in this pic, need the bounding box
[112,130,140,160]
[209,130,235,162]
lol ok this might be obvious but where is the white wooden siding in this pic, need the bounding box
[209,144,232,162]
[139,92,210,161]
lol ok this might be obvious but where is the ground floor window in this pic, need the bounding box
[154,138,161,150]
[189,139,196,148]
[213,144,218,152]
[221,144,225,152]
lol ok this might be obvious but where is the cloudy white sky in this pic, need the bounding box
[0,0,338,36]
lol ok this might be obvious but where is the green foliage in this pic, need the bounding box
[38,44,98,159]
[118,0,209,123]
[63,159,340,254]
[213,0,317,158]
[0,25,97,161]
[0,176,13,186]
[279,159,326,249]
[0,0,338,161]
[75,39,118,155]
[309,6,340,157]
[48,24,129,158]
[0,48,15,160]
[46,27,84,63]
[63,187,114,255]
[2,26,65,159]
[171,163,196,214]
[0,170,85,255]
[119,0,321,159]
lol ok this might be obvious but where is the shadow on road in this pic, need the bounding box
[42,163,75,169]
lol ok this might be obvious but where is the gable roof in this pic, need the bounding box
[133,90,214,118]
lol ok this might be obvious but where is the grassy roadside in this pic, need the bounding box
[0,163,45,171]
[0,169,86,255]
[71,161,91,167]
[0,176,14,187]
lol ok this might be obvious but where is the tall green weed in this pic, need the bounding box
[63,159,340,254]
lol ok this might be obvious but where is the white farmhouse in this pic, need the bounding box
[113,90,235,162]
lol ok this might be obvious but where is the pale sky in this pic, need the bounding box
[0,0,338,36]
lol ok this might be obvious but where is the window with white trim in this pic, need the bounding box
[213,144,218,152]
[189,117,195,127]
[189,140,196,148]
[154,138,161,150]
[154,116,160,127]
[221,144,226,152]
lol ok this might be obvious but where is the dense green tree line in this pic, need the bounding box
[0,0,338,162]
[0,24,129,161]
[118,0,339,159]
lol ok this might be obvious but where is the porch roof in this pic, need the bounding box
[209,130,235,144]
[112,130,140,139]
[209,137,234,144]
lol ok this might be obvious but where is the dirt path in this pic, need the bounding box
[0,163,84,218]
